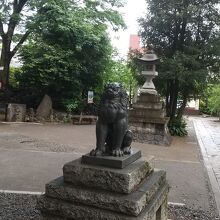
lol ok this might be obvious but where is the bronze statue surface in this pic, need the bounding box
[90,82,132,157]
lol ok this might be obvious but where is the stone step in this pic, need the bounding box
[129,117,169,125]
[129,109,165,119]
[136,94,161,103]
[63,157,153,194]
[39,181,169,220]
[132,102,162,110]
[130,124,166,136]
[132,130,171,146]
[44,169,166,217]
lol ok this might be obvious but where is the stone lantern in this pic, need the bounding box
[129,52,171,146]
[138,51,159,95]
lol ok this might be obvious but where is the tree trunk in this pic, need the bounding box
[165,80,170,117]
[0,36,12,89]
[0,0,30,89]
[129,80,132,107]
[168,80,174,117]
[177,94,187,120]
[170,79,179,121]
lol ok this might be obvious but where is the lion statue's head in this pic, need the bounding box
[104,82,122,99]
[100,82,128,110]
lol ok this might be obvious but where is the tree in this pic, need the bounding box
[139,0,220,121]
[15,0,125,109]
[0,0,35,88]
[104,58,138,104]
[0,0,124,90]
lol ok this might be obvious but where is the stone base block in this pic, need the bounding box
[38,156,169,220]
[63,157,153,194]
[132,129,171,146]
[129,121,171,146]
[81,149,141,169]
[44,169,166,216]
[137,93,160,103]
[39,182,169,220]
[129,88,172,146]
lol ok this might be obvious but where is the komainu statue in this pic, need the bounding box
[90,82,133,157]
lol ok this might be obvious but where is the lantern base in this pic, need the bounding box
[129,93,171,146]
[140,88,157,95]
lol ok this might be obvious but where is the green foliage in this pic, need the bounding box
[199,84,220,115]
[102,57,139,105]
[168,118,188,137]
[104,58,137,91]
[66,102,79,113]
[209,84,220,115]
[199,99,211,115]
[15,0,125,109]
[63,115,71,123]
[63,99,83,113]
[127,49,145,86]
[9,67,21,88]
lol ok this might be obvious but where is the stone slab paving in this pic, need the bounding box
[193,116,220,215]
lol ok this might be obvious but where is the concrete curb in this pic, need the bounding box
[0,190,44,195]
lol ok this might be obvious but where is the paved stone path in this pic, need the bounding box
[193,117,220,214]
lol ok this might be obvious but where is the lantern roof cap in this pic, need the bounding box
[138,51,159,62]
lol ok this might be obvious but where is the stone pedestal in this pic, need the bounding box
[129,93,171,145]
[38,153,169,220]
[6,103,26,122]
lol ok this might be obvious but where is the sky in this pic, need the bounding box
[110,0,147,57]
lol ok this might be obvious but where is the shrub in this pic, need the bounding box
[199,100,211,115]
[168,118,188,136]
[63,99,84,114]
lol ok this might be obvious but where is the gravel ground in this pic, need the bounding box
[0,193,219,220]
[168,204,220,220]
[0,133,76,153]
[0,193,41,220]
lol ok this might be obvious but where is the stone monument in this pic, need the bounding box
[36,94,53,121]
[129,52,171,145]
[38,83,169,220]
[6,103,26,122]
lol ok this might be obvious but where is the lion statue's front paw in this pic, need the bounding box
[123,146,131,155]
[112,149,124,157]
[90,149,103,156]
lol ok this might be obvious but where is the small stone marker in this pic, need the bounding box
[36,94,52,120]
[6,103,26,122]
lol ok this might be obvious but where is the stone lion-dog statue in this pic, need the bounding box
[90,82,133,157]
